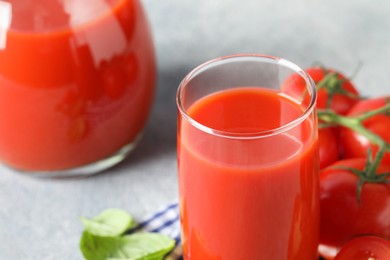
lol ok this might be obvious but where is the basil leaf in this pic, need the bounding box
[80,232,175,260]
[81,209,133,237]
[117,233,175,260]
[80,232,120,260]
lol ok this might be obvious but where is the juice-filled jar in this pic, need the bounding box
[0,0,155,176]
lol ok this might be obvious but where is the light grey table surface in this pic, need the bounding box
[0,0,389,259]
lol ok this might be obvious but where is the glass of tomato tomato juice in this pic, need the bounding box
[0,0,155,177]
[176,54,320,259]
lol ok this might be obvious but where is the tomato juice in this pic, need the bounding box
[178,88,319,259]
[0,0,155,172]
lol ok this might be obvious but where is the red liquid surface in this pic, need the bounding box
[0,0,155,171]
[178,88,319,259]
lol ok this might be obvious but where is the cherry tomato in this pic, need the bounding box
[334,236,390,260]
[283,67,360,115]
[340,97,390,164]
[319,127,339,169]
[319,158,390,259]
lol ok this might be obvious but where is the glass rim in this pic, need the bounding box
[176,54,317,139]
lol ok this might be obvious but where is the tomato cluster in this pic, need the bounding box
[286,66,390,259]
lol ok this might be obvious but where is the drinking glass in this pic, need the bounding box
[177,54,319,259]
[0,0,155,177]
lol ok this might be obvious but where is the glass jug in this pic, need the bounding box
[0,0,156,177]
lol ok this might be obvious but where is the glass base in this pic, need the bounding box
[5,134,142,178]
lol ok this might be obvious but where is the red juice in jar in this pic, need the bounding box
[177,55,319,260]
[0,0,155,175]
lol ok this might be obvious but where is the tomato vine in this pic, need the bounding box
[318,102,390,203]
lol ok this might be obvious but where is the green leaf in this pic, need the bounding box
[81,209,133,237]
[80,232,175,260]
[80,232,121,260]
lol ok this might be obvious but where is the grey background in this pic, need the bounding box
[1,0,389,259]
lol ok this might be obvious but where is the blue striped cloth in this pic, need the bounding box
[132,201,182,259]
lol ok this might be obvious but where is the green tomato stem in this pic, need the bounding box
[348,61,363,81]
[318,109,390,152]
[355,103,390,121]
[338,88,360,99]
[317,70,359,111]
[317,72,337,89]
[368,145,386,178]
[319,104,390,181]
[318,122,337,129]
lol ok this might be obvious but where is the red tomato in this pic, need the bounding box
[340,97,390,164]
[319,127,339,169]
[283,67,360,115]
[309,67,360,115]
[319,158,390,259]
[334,236,390,260]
